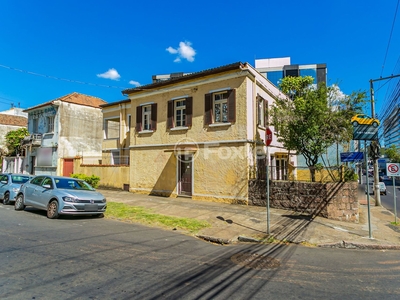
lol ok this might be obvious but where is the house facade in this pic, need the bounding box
[22,92,106,176]
[0,113,28,173]
[120,62,297,204]
[101,99,131,165]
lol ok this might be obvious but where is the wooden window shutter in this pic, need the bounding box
[227,89,236,123]
[167,100,174,129]
[256,95,261,126]
[264,100,269,126]
[151,103,157,130]
[135,106,142,132]
[204,93,212,125]
[186,97,193,127]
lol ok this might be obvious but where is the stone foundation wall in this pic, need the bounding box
[248,180,359,223]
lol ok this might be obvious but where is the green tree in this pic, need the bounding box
[271,76,366,182]
[384,145,400,163]
[5,128,29,156]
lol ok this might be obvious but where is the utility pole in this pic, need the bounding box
[370,73,400,206]
[370,79,381,206]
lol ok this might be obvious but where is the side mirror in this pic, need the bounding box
[0,180,7,184]
[43,184,52,189]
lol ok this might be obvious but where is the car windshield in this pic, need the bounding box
[11,175,31,184]
[55,178,94,190]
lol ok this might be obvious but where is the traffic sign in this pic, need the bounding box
[265,127,273,146]
[387,163,400,176]
[340,152,364,162]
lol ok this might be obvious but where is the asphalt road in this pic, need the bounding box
[1,205,400,300]
[364,176,400,217]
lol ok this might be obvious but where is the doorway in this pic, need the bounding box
[178,155,192,196]
[63,159,74,177]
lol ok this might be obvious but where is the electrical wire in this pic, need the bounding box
[380,0,400,78]
[0,63,129,89]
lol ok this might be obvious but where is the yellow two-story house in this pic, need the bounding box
[107,62,296,204]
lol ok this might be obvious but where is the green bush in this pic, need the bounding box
[71,174,100,188]
[343,167,358,182]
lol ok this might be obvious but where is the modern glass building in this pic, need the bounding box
[255,57,327,87]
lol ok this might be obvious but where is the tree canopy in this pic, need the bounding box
[5,127,29,156]
[270,76,366,181]
[384,145,400,163]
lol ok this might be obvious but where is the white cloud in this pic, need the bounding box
[129,80,141,87]
[166,46,178,54]
[97,68,121,80]
[330,84,346,100]
[166,41,196,62]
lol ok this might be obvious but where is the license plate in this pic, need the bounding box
[84,204,98,211]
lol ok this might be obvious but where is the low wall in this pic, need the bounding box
[248,180,359,223]
[73,159,130,190]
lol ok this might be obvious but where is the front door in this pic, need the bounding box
[63,159,74,176]
[178,155,192,196]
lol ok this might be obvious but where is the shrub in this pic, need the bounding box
[71,174,100,188]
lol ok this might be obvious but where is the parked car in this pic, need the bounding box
[14,175,106,219]
[365,182,387,195]
[379,173,390,181]
[351,114,380,127]
[0,173,32,205]
[365,184,374,195]
[379,182,387,195]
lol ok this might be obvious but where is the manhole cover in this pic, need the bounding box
[231,253,280,270]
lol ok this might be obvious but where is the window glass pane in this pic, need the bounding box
[215,103,221,122]
[299,69,317,83]
[222,103,228,122]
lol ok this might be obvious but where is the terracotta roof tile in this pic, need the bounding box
[24,92,107,111]
[0,114,28,126]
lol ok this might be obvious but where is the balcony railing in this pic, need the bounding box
[21,134,42,146]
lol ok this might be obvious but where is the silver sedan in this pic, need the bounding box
[15,175,107,219]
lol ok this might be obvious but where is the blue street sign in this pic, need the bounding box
[340,152,364,162]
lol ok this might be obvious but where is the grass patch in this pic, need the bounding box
[105,202,211,233]
[390,221,400,226]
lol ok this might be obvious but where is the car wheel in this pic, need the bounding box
[3,192,10,205]
[14,194,25,211]
[352,121,358,126]
[47,200,59,219]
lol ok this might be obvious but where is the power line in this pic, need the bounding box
[0,63,129,89]
[380,0,400,77]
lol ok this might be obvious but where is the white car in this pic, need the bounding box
[15,175,106,219]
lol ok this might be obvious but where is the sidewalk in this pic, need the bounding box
[98,185,400,250]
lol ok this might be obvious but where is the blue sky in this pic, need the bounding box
[1,0,399,116]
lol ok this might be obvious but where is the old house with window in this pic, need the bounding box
[101,99,131,165]
[120,62,297,204]
[22,92,106,176]
[0,112,28,173]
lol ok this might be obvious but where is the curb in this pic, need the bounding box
[318,241,400,250]
[196,235,232,245]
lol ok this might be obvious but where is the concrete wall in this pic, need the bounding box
[58,102,103,158]
[0,124,26,149]
[73,158,130,190]
[248,180,359,222]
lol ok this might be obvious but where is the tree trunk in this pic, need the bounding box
[309,166,316,182]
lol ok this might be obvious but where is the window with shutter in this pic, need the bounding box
[257,95,268,128]
[151,103,157,130]
[136,106,142,132]
[204,89,235,125]
[167,97,192,129]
